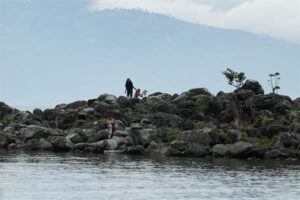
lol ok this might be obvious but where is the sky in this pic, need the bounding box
[90,0,300,44]
[0,0,299,111]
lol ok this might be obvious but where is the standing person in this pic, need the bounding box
[125,78,134,98]
[106,117,115,139]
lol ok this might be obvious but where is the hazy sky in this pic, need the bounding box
[90,0,300,44]
[0,0,299,111]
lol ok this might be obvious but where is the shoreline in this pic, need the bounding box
[1,80,300,159]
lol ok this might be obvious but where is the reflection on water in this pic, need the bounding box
[0,150,299,200]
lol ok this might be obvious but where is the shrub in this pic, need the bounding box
[195,96,211,112]
[160,126,182,143]
[254,137,278,149]
[194,121,205,130]
[134,102,147,113]
[222,68,246,89]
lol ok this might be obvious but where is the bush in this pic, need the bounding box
[195,96,211,112]
[217,129,233,144]
[134,102,147,113]
[254,137,278,149]
[194,121,205,129]
[159,126,182,143]
[254,114,270,129]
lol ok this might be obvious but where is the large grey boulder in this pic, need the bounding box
[229,142,253,158]
[177,129,211,146]
[188,88,212,96]
[51,136,71,151]
[172,92,193,104]
[78,129,108,143]
[166,141,208,157]
[127,145,145,155]
[66,131,85,145]
[0,102,15,120]
[237,80,264,95]
[25,138,53,151]
[72,141,104,153]
[55,109,78,129]
[247,93,292,112]
[212,144,228,157]
[20,125,54,140]
[142,112,183,128]
[98,94,117,104]
[130,128,158,147]
[63,101,86,110]
[279,132,300,148]
[78,108,96,120]
[265,149,288,159]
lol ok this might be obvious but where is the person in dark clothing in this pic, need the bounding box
[125,78,134,98]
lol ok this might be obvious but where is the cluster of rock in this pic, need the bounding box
[1,80,300,159]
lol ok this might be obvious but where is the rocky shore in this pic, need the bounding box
[1,80,300,159]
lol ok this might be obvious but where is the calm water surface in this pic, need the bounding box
[0,150,299,200]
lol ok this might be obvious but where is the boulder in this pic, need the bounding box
[0,102,15,119]
[166,141,207,157]
[290,111,300,124]
[142,112,184,128]
[117,96,129,107]
[81,129,108,143]
[33,108,44,118]
[172,92,193,104]
[98,94,117,104]
[237,80,264,95]
[78,108,95,120]
[229,142,253,158]
[66,131,85,144]
[279,132,300,148]
[247,93,292,111]
[72,142,104,153]
[182,119,195,130]
[292,98,300,109]
[20,125,54,140]
[55,109,78,129]
[265,149,288,159]
[25,138,53,151]
[51,136,71,151]
[0,133,9,149]
[188,88,212,96]
[43,109,59,121]
[236,90,255,101]
[211,144,228,156]
[177,129,211,146]
[130,128,158,147]
[127,145,145,155]
[63,101,86,110]
[266,122,289,137]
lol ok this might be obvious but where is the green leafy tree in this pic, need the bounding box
[222,68,246,89]
[268,72,280,93]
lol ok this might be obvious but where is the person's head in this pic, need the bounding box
[126,78,131,82]
[137,88,140,92]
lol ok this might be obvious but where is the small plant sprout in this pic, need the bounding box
[222,68,246,89]
[268,72,280,93]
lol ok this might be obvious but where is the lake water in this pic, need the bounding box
[0,151,299,200]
